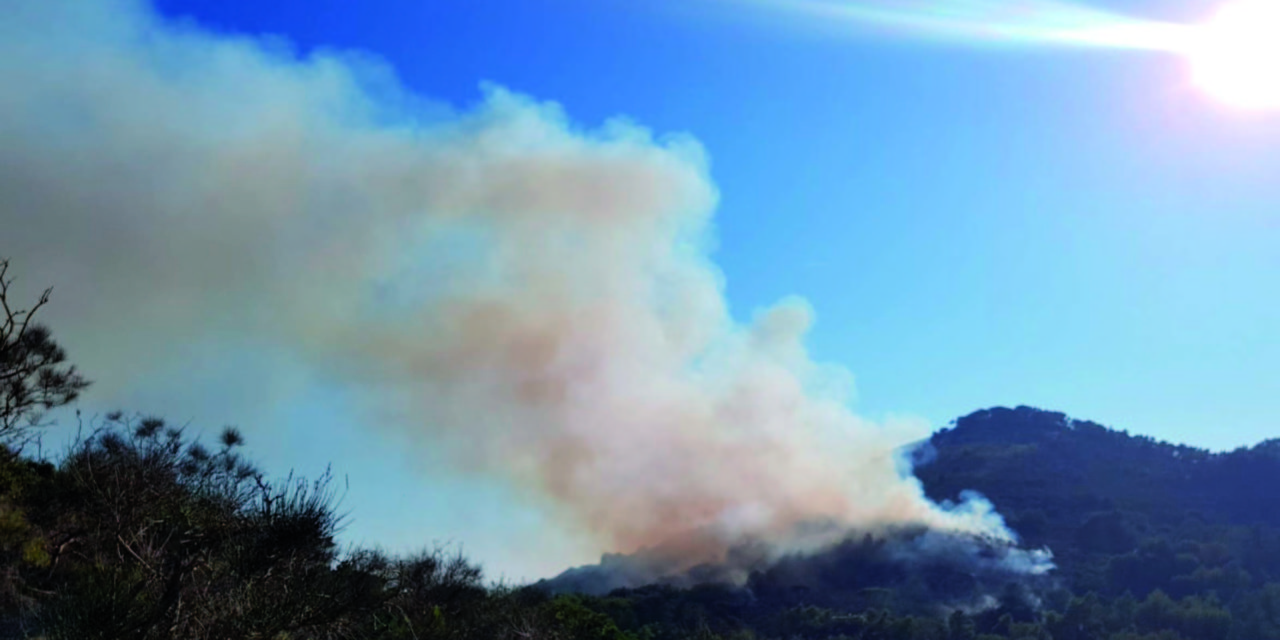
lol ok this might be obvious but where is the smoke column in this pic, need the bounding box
[0,0,1045,572]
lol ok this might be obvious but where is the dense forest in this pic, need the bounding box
[2,260,1279,639]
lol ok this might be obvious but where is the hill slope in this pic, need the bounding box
[916,406,1280,595]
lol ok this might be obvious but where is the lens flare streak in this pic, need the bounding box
[740,0,1192,51]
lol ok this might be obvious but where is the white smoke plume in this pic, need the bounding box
[0,0,1043,572]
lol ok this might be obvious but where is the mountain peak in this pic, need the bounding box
[935,406,1073,446]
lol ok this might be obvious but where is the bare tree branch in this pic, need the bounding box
[0,258,90,439]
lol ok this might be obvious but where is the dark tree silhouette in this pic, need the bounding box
[0,259,90,439]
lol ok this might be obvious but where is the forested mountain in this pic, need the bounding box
[917,406,1280,598]
[922,405,1280,532]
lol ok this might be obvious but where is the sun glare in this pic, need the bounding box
[1187,0,1280,109]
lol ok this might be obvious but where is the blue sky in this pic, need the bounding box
[149,0,1278,450]
[11,0,1278,581]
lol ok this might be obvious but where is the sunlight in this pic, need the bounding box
[737,0,1280,110]
[1186,0,1280,109]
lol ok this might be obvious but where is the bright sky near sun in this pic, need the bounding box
[1187,0,1280,108]
[27,0,1280,580]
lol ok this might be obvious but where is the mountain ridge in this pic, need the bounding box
[918,405,1280,534]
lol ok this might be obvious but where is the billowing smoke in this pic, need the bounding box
[542,526,1055,613]
[0,0,1047,575]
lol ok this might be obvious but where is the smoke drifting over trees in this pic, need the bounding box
[0,0,1039,571]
